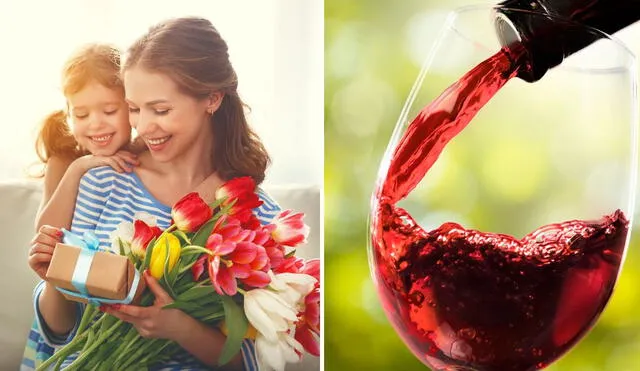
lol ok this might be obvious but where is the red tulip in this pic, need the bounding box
[292,258,321,356]
[242,214,262,230]
[270,210,309,247]
[215,177,263,223]
[302,259,320,282]
[171,192,213,232]
[274,255,305,274]
[130,220,163,259]
[295,287,320,356]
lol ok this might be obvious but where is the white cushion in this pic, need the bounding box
[0,180,320,370]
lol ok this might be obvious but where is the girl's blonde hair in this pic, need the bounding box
[34,44,123,173]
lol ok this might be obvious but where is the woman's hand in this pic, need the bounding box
[103,271,194,341]
[28,225,63,280]
[74,150,140,174]
[106,271,242,368]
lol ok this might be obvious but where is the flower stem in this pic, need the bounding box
[118,338,169,370]
[111,329,142,367]
[36,303,111,371]
[137,341,180,366]
[75,304,97,335]
[62,319,126,371]
[35,331,88,371]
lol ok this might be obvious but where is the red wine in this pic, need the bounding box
[370,46,629,370]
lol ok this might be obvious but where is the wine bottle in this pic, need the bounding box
[495,0,640,82]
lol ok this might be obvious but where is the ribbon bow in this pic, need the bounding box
[55,229,141,306]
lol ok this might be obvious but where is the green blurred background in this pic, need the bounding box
[324,0,640,370]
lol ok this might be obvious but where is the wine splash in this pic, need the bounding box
[370,45,629,371]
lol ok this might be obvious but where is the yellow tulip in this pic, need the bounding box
[219,321,258,340]
[149,233,181,280]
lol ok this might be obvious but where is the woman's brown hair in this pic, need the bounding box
[34,44,123,173]
[123,17,270,185]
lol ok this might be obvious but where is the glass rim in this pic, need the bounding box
[445,4,637,72]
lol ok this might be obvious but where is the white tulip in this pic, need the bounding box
[255,331,304,371]
[108,213,157,253]
[268,271,317,307]
[109,221,134,253]
[244,289,298,342]
[244,271,319,371]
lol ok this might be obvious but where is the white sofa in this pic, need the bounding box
[0,179,321,371]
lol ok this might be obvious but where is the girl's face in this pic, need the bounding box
[68,81,131,156]
[123,67,219,163]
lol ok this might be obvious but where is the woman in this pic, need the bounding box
[24,17,281,370]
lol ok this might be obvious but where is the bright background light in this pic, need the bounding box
[0,0,323,187]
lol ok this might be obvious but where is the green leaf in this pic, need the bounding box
[177,257,199,276]
[118,238,126,256]
[162,238,177,298]
[173,230,191,245]
[162,300,204,312]
[218,296,248,366]
[200,311,226,324]
[119,240,139,268]
[141,237,157,272]
[284,249,297,258]
[180,245,214,256]
[187,305,225,320]
[173,274,196,292]
[191,219,216,247]
[208,197,225,211]
[166,256,180,288]
[176,285,216,302]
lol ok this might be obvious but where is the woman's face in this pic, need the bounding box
[68,81,131,156]
[124,67,215,163]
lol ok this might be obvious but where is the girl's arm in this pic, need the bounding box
[36,167,117,340]
[35,152,139,232]
[35,156,89,232]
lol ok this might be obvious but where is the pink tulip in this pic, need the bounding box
[192,217,274,296]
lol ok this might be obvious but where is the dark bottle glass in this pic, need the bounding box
[495,0,640,82]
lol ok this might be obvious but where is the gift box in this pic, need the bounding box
[46,243,145,305]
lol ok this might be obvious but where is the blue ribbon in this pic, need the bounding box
[55,229,141,306]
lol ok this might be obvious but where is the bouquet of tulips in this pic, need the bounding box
[37,177,320,371]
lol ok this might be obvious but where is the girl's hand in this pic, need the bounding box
[103,271,193,341]
[28,225,63,280]
[75,150,140,173]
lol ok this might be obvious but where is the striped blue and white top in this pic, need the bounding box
[21,166,282,371]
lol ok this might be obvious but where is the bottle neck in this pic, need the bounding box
[496,0,640,82]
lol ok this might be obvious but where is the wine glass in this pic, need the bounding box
[368,5,638,371]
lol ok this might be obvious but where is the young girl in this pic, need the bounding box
[22,43,141,370]
[32,43,140,239]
